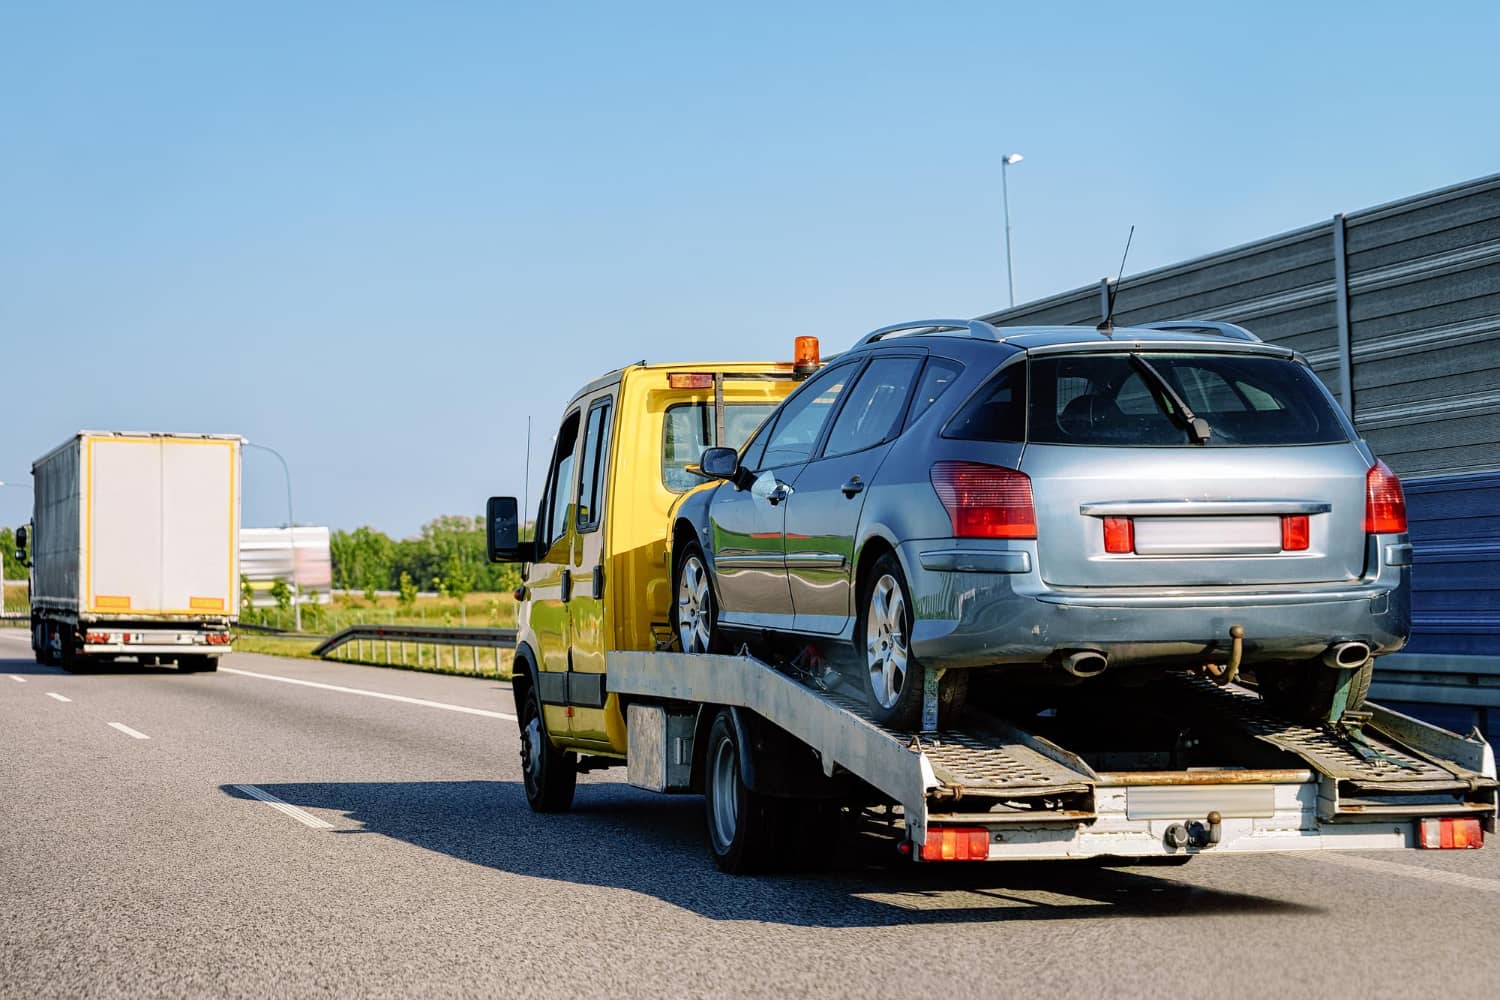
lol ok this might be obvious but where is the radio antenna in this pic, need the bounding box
[1097,225,1135,334]
[521,415,533,541]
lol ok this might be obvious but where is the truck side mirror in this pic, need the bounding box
[486,496,535,564]
[14,524,29,567]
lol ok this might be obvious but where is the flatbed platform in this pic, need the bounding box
[608,650,1497,858]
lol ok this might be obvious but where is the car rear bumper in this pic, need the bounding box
[898,538,1410,671]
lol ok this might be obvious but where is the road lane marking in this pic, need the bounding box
[233,784,334,830]
[108,722,150,740]
[45,692,71,702]
[9,675,25,682]
[221,667,517,721]
[1303,852,1500,894]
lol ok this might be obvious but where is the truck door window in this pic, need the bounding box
[576,399,613,532]
[539,411,581,553]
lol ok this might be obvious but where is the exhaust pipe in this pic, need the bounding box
[1323,641,1371,670]
[1059,649,1109,678]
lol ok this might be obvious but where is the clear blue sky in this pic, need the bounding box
[3,1,1497,536]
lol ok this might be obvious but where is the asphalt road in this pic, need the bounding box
[3,629,1498,999]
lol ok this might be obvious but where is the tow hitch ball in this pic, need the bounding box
[1195,626,1245,687]
[1165,811,1223,852]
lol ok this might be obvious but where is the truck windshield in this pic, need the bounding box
[663,402,777,491]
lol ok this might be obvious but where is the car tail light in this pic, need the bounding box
[1364,460,1407,534]
[1281,514,1310,551]
[668,373,714,389]
[1102,516,1134,554]
[1416,817,1483,849]
[930,462,1036,539]
[920,826,990,861]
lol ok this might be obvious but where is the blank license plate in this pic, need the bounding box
[1132,516,1282,555]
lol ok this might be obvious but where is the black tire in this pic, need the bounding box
[34,621,52,666]
[855,553,965,730]
[519,682,576,812]
[57,626,82,672]
[1256,656,1374,724]
[178,655,217,673]
[671,542,720,655]
[703,709,788,874]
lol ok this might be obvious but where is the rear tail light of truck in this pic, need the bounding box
[86,632,112,644]
[930,462,1036,539]
[1364,460,1407,534]
[920,826,991,861]
[1281,515,1310,551]
[668,373,714,389]
[1416,817,1483,849]
[206,633,231,646]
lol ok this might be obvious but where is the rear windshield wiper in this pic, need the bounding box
[1129,354,1212,444]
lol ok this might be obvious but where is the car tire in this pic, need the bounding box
[703,709,784,874]
[672,542,720,655]
[519,682,576,813]
[856,553,943,730]
[1256,656,1374,724]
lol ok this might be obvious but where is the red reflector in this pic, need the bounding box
[930,462,1036,539]
[1417,817,1483,849]
[668,373,714,389]
[1281,514,1310,551]
[920,826,990,861]
[1364,460,1407,534]
[1102,516,1134,553]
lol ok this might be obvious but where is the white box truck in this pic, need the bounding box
[16,431,241,671]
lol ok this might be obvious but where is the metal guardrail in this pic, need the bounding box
[312,623,517,674]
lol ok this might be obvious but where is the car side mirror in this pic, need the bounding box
[699,447,739,480]
[486,497,535,563]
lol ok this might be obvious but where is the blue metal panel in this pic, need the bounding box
[1404,471,1500,656]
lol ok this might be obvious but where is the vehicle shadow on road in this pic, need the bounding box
[228,779,1323,928]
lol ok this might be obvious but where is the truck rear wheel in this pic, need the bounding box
[704,709,785,874]
[519,684,576,812]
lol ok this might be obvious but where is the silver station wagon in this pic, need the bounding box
[670,319,1411,729]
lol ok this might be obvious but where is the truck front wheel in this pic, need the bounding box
[519,684,576,812]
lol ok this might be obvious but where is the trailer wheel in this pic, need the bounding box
[519,684,576,812]
[704,709,783,874]
[672,542,720,655]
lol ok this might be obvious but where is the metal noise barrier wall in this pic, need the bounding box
[978,173,1500,735]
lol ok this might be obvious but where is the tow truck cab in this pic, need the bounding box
[487,356,808,758]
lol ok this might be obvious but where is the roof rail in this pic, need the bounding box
[1138,320,1261,343]
[859,319,1003,346]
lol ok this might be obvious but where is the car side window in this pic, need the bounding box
[759,362,858,468]
[575,398,612,532]
[537,410,581,554]
[904,358,963,428]
[823,357,922,458]
[944,362,1026,442]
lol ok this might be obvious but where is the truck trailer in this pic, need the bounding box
[17,431,241,671]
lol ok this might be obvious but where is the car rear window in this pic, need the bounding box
[1029,353,1349,447]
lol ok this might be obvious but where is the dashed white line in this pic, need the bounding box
[107,722,150,740]
[8,675,25,683]
[221,667,516,720]
[233,784,335,830]
[1302,852,1500,894]
[45,691,71,703]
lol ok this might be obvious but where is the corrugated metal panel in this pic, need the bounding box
[1403,472,1500,658]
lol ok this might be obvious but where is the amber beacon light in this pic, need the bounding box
[793,336,820,377]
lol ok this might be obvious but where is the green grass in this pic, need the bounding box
[242,591,517,634]
[232,630,515,681]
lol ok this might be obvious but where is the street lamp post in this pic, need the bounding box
[242,441,301,632]
[1001,152,1024,307]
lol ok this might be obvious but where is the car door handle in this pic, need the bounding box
[561,568,572,603]
[591,565,605,600]
[841,477,865,498]
[767,484,792,506]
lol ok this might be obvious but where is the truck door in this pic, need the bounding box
[565,393,615,744]
[783,355,922,634]
[528,410,581,740]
